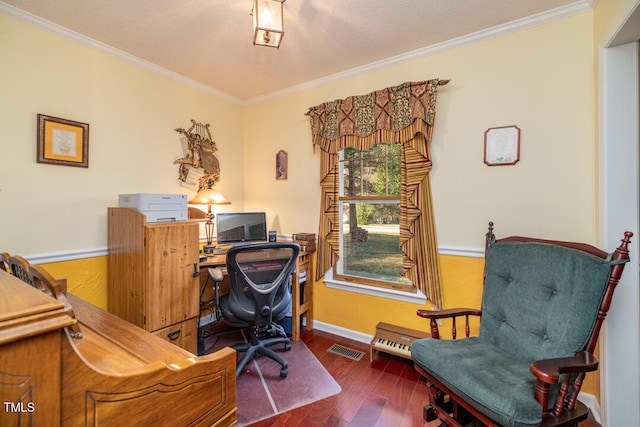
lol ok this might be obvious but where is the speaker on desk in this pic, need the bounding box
[268,231,277,242]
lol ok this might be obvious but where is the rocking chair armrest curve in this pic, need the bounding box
[416,308,482,319]
[416,308,482,339]
[530,351,599,384]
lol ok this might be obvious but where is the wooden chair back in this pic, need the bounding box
[29,264,83,339]
[8,255,35,287]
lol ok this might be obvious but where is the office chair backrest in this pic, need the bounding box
[225,243,300,327]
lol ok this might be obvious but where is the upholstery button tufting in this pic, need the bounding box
[543,334,549,340]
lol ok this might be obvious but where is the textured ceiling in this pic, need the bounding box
[3,0,588,101]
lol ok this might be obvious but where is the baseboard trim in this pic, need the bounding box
[313,320,373,345]
[578,392,601,424]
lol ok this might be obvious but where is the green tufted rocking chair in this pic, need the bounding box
[410,222,632,427]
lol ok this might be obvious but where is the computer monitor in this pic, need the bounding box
[215,212,267,244]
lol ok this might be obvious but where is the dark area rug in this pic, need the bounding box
[203,327,341,426]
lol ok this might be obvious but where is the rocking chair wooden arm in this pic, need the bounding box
[416,308,482,339]
[530,351,598,384]
[530,351,599,420]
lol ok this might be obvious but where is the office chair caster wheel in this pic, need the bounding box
[280,368,288,378]
[284,342,291,351]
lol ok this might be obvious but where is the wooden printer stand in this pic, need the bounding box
[108,207,200,353]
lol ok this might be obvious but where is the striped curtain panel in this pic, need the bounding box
[307,80,447,308]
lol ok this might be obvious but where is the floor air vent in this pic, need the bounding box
[327,344,365,361]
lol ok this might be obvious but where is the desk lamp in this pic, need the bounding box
[188,188,230,254]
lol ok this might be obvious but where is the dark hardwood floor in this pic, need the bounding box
[248,328,601,427]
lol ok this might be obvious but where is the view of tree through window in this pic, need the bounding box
[337,144,411,288]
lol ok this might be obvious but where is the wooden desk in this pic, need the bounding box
[0,270,236,427]
[62,294,236,426]
[200,249,314,341]
[0,270,75,426]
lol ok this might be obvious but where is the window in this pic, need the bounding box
[335,143,414,292]
[308,81,445,308]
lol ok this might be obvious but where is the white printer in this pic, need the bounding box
[118,193,188,222]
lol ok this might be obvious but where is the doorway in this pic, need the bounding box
[599,5,640,426]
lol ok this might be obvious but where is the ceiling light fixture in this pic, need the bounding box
[251,0,285,48]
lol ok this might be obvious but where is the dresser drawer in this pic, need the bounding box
[152,318,197,354]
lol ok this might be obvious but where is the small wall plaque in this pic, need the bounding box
[484,125,520,166]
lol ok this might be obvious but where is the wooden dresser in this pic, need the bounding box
[0,270,237,426]
[108,207,200,353]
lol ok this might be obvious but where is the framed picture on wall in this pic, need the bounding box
[276,150,288,180]
[37,114,89,168]
[484,125,520,166]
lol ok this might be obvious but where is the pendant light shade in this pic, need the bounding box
[252,0,285,48]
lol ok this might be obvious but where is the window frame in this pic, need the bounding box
[324,266,426,304]
[334,144,416,293]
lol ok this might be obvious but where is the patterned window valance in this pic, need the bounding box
[307,80,445,153]
[307,79,448,308]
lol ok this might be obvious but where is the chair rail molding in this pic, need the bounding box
[26,248,109,264]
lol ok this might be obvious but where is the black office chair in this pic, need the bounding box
[211,242,300,378]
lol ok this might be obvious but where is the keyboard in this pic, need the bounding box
[370,322,430,361]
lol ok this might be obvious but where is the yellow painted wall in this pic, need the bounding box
[313,255,485,337]
[40,256,108,310]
